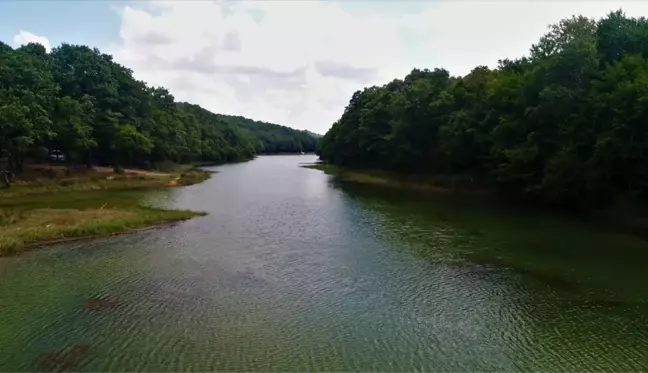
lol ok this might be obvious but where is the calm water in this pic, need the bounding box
[2,155,648,371]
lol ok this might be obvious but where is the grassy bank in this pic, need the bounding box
[0,164,211,255]
[301,163,491,194]
[1,164,211,198]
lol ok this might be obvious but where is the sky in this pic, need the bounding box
[2,1,648,134]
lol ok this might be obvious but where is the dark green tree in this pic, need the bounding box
[317,10,648,210]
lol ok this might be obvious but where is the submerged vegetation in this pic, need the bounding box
[317,11,648,219]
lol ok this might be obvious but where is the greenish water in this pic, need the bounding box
[1,155,648,371]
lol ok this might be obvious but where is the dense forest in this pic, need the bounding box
[318,11,648,210]
[0,40,315,180]
[218,114,317,154]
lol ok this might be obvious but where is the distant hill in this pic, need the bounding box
[304,130,322,138]
[217,114,318,154]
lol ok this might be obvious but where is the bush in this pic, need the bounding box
[177,171,210,186]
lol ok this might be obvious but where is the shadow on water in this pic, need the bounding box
[329,178,648,370]
[331,178,648,304]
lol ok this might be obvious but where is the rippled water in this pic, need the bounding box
[2,155,648,371]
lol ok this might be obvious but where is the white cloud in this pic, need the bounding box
[110,0,648,134]
[13,30,52,52]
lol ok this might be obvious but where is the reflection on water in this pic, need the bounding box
[1,155,648,371]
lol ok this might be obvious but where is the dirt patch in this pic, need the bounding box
[93,166,169,178]
[23,164,171,178]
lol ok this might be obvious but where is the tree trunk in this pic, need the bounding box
[15,160,23,174]
[9,155,23,175]
[0,169,11,189]
[63,150,71,175]
[85,150,93,169]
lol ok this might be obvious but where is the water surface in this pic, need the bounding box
[2,155,648,371]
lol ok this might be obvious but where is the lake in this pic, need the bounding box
[1,155,648,371]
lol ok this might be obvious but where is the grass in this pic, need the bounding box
[301,163,491,194]
[0,164,212,255]
[0,164,213,198]
[0,207,204,255]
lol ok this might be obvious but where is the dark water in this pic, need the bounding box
[2,155,648,371]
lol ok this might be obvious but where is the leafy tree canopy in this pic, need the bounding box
[0,41,316,179]
[317,11,648,209]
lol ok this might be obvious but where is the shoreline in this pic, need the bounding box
[20,220,189,251]
[301,163,491,195]
[0,165,212,256]
[0,205,206,257]
[303,163,648,238]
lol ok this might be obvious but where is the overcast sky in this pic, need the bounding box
[3,1,648,134]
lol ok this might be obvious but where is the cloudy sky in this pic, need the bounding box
[2,1,648,134]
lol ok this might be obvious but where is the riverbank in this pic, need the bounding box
[303,163,648,236]
[301,163,490,194]
[0,165,211,255]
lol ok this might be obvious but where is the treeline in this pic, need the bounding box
[219,114,317,154]
[318,11,648,209]
[0,41,314,178]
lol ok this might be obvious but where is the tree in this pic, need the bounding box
[50,95,96,167]
[0,38,315,178]
[317,11,648,210]
[113,124,154,166]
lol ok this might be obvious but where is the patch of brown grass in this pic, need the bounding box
[2,164,211,198]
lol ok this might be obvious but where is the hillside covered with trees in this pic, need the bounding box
[219,114,317,154]
[318,11,648,210]
[0,41,315,179]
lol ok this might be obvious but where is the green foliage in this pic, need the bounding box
[218,114,318,154]
[318,10,648,210]
[0,41,314,180]
[177,170,211,186]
